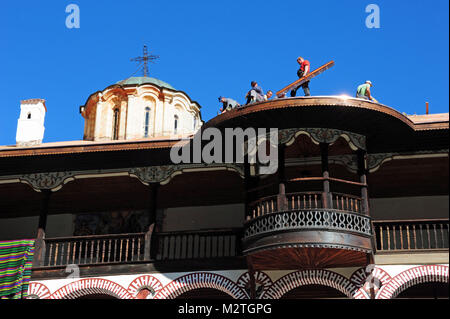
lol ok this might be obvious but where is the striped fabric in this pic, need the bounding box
[0,240,35,299]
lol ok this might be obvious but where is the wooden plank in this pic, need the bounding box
[276,61,335,96]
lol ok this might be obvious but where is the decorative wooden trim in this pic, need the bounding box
[244,210,372,241]
[0,163,244,192]
[279,127,366,151]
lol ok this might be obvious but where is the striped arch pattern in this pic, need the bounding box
[236,271,273,298]
[350,267,392,299]
[261,269,358,299]
[27,282,51,299]
[377,265,449,299]
[127,275,163,298]
[153,272,247,299]
[49,278,134,299]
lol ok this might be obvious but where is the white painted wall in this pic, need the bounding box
[16,100,46,145]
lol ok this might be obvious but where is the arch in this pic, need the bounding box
[49,278,133,299]
[127,275,163,299]
[280,284,348,299]
[377,265,449,299]
[262,269,357,299]
[27,282,51,299]
[172,93,193,113]
[176,288,235,299]
[153,272,247,299]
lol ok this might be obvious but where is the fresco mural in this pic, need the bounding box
[73,210,149,236]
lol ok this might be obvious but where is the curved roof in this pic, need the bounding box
[204,96,449,153]
[116,76,175,90]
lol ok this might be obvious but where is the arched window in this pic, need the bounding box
[113,108,120,140]
[144,107,151,137]
[193,116,197,130]
[27,113,31,119]
[174,115,179,134]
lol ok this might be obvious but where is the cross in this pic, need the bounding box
[130,45,160,77]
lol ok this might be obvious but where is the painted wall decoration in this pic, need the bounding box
[73,210,149,236]
[28,264,449,300]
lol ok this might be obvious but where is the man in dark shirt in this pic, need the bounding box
[290,57,311,97]
[246,81,265,104]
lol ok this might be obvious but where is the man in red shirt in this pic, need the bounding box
[290,57,311,97]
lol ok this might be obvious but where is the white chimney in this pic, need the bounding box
[16,99,46,146]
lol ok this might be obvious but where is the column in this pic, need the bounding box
[244,150,251,221]
[33,189,52,267]
[277,144,288,211]
[320,143,331,208]
[357,149,370,215]
[145,183,159,260]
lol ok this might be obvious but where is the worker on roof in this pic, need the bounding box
[218,96,240,113]
[290,57,311,97]
[264,90,273,101]
[356,81,375,101]
[245,81,265,104]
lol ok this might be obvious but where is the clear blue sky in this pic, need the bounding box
[1,0,448,145]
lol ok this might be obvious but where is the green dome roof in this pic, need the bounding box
[117,76,175,90]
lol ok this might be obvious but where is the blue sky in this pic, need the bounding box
[1,0,448,145]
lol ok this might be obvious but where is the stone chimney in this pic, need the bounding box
[16,99,47,146]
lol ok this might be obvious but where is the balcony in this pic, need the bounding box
[242,190,374,270]
[27,219,448,278]
[31,228,243,277]
[374,219,449,252]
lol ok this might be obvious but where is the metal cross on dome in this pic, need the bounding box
[130,45,160,77]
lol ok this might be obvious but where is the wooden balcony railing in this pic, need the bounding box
[155,228,240,261]
[249,192,362,219]
[245,209,372,240]
[42,233,146,267]
[331,193,362,214]
[374,219,449,251]
[35,229,241,268]
[34,219,448,268]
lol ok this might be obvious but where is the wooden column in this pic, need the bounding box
[244,149,251,221]
[246,256,257,299]
[320,143,331,208]
[33,189,52,267]
[277,144,288,211]
[145,183,159,260]
[357,149,370,216]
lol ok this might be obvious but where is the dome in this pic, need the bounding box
[117,76,175,90]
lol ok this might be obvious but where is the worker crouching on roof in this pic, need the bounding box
[246,81,265,104]
[219,96,240,113]
[290,57,311,97]
[356,80,375,101]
